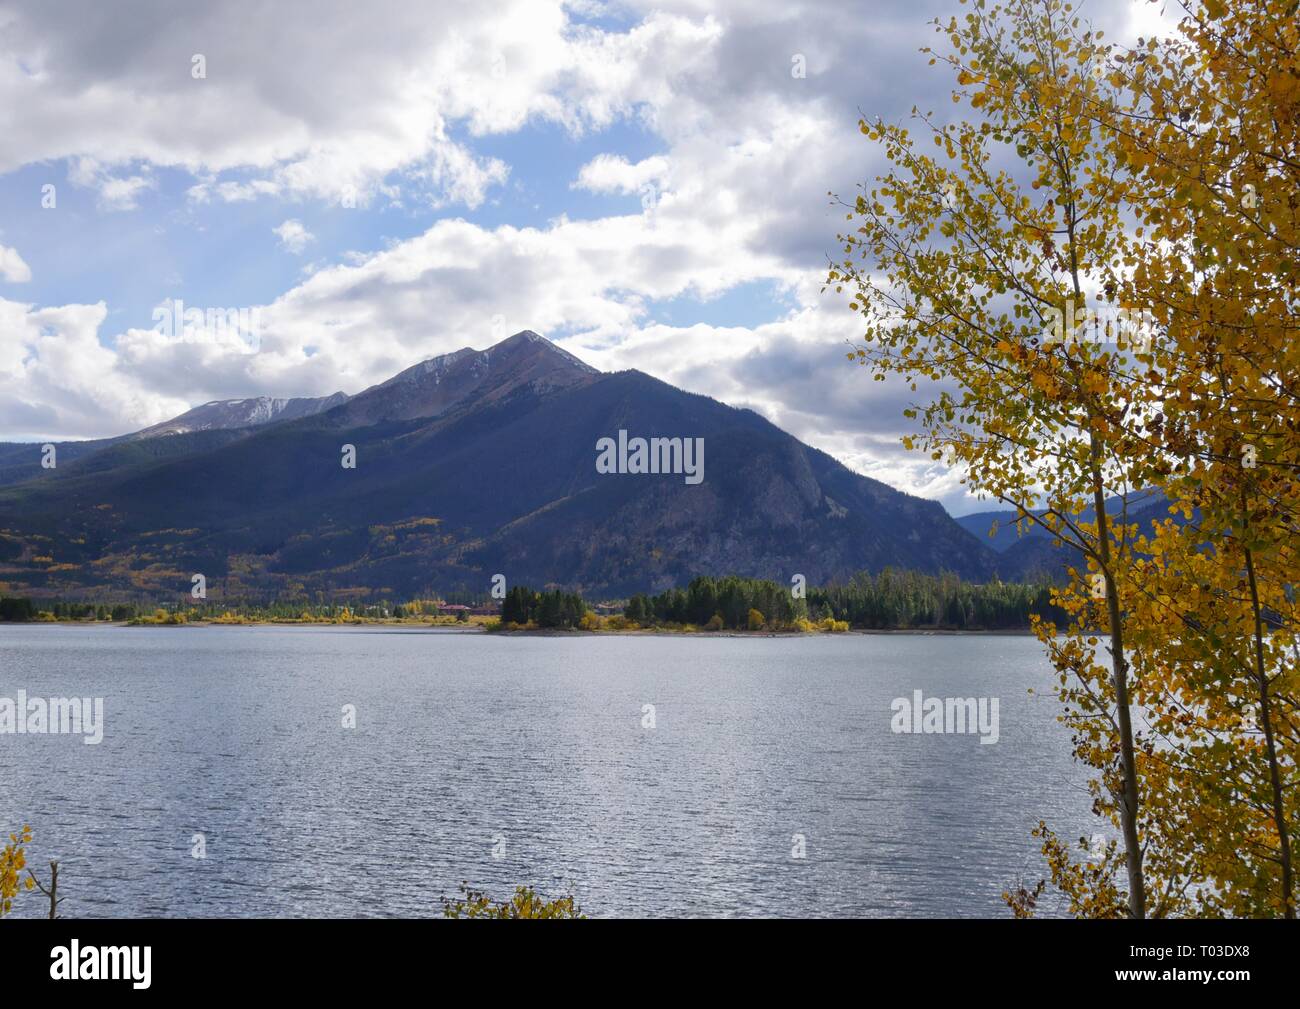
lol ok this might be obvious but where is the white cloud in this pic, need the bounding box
[1125,0,1181,42]
[67,157,156,210]
[411,140,509,210]
[96,173,155,211]
[272,219,315,254]
[0,298,189,439]
[574,154,669,195]
[0,0,1149,513]
[0,0,630,209]
[0,244,32,283]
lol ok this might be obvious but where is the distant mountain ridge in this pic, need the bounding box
[0,331,1020,599]
[130,392,350,438]
[954,488,1172,579]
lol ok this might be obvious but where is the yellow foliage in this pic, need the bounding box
[441,884,584,919]
[0,825,35,917]
[832,0,1300,918]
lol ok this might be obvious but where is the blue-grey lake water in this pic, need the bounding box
[0,625,1098,918]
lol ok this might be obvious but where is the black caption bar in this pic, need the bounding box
[1,919,1280,994]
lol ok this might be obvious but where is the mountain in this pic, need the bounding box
[129,392,349,438]
[955,509,1030,553]
[0,392,348,488]
[0,331,1006,600]
[322,329,598,428]
[954,489,1172,580]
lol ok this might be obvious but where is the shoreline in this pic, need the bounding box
[0,620,1040,636]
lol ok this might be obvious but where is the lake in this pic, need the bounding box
[0,625,1098,918]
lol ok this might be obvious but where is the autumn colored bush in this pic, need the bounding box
[0,826,35,916]
[440,884,584,919]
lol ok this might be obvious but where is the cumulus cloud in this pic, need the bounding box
[67,157,156,210]
[0,0,1148,512]
[0,298,189,438]
[574,154,670,195]
[272,219,314,254]
[0,0,639,208]
[0,244,32,282]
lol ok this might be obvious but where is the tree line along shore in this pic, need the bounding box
[0,570,1066,633]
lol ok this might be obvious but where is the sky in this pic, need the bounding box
[0,0,1174,514]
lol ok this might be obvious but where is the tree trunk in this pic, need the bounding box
[1090,451,1145,918]
[1242,532,1294,918]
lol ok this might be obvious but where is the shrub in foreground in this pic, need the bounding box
[440,884,584,919]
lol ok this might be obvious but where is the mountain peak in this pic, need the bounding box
[118,331,596,442]
[328,329,599,427]
[487,330,598,375]
[499,329,545,344]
